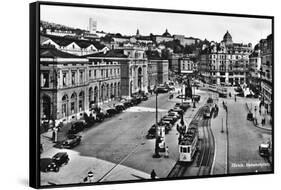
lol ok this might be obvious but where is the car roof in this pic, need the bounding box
[53,152,67,157]
[260,143,269,148]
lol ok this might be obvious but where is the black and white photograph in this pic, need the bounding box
[30,1,273,188]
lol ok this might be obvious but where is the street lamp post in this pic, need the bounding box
[193,79,196,108]
[153,80,161,158]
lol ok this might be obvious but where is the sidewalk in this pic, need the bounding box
[210,98,227,175]
[245,102,272,131]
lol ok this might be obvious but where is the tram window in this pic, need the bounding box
[181,147,187,153]
[187,147,190,153]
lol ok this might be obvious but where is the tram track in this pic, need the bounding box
[167,106,205,178]
[197,118,215,176]
[167,104,215,178]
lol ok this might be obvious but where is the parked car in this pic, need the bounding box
[259,143,270,157]
[162,116,177,125]
[58,134,82,149]
[68,120,86,134]
[52,152,69,167]
[121,99,134,108]
[168,112,180,119]
[95,112,105,122]
[140,94,148,101]
[247,112,254,121]
[169,108,184,115]
[83,113,95,126]
[115,103,125,112]
[132,96,142,105]
[40,158,59,172]
[155,87,169,93]
[104,107,118,116]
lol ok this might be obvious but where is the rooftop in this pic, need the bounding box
[40,47,80,58]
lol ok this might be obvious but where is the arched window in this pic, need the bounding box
[61,94,69,117]
[110,83,114,98]
[118,82,121,97]
[79,91,85,111]
[94,86,98,104]
[138,67,142,89]
[70,92,77,114]
[114,83,117,97]
[88,87,93,108]
[106,83,109,99]
[101,84,105,102]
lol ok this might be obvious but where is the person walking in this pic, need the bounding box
[53,127,58,143]
[164,146,169,158]
[150,169,157,179]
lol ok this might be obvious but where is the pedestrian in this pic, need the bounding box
[262,118,264,125]
[150,169,157,179]
[88,171,94,182]
[53,127,58,143]
[164,146,169,158]
[52,130,56,142]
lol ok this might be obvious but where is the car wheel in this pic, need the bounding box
[65,158,69,164]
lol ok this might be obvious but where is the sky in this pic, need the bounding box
[41,5,272,46]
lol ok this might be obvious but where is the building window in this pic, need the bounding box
[94,70,96,78]
[89,70,92,78]
[63,72,67,87]
[71,71,76,85]
[106,69,108,78]
[79,71,84,83]
[101,69,103,77]
[41,72,49,88]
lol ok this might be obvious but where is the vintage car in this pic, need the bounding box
[68,120,86,134]
[58,134,82,149]
[40,159,59,172]
[52,152,69,167]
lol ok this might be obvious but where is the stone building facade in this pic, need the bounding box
[260,34,273,113]
[119,46,148,97]
[199,31,253,85]
[40,47,90,123]
[248,45,261,93]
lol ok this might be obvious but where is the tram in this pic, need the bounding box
[178,127,198,162]
[217,86,227,98]
[205,84,228,98]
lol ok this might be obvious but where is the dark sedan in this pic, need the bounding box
[58,134,82,149]
[115,104,125,112]
[155,87,169,93]
[52,152,69,167]
[40,158,59,172]
[68,120,86,134]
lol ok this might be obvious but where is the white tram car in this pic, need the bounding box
[178,127,198,162]
[206,84,228,98]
